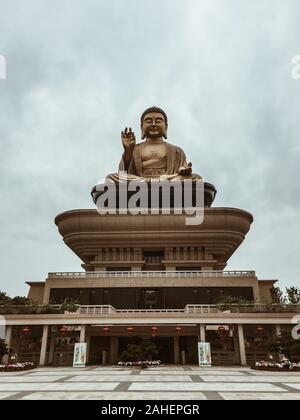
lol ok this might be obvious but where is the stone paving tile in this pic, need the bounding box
[249,371,300,376]
[201,375,300,383]
[190,367,250,371]
[2,366,300,400]
[282,383,300,391]
[129,382,285,392]
[0,371,30,376]
[139,370,250,376]
[20,391,208,400]
[0,382,120,392]
[220,392,300,400]
[66,375,193,382]
[27,370,132,376]
[0,376,67,383]
[0,392,19,400]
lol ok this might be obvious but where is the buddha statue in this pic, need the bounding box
[108,106,202,182]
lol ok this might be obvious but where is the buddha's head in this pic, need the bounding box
[141,106,168,140]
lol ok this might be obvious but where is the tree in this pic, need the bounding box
[0,339,8,360]
[60,298,79,313]
[11,296,31,306]
[267,327,300,362]
[270,286,286,304]
[120,339,159,362]
[216,295,254,312]
[286,287,300,304]
[0,291,11,306]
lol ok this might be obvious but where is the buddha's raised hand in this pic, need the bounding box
[121,127,136,160]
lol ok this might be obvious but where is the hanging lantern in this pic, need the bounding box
[175,326,182,335]
[22,326,30,335]
[127,326,134,335]
[256,325,264,334]
[218,325,226,335]
[59,325,68,334]
[103,326,110,336]
[151,326,158,337]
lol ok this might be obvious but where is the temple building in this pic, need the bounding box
[3,107,299,367]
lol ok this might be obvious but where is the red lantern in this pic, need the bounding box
[256,325,264,334]
[22,326,30,335]
[175,326,182,335]
[218,325,226,335]
[151,326,158,337]
[103,326,110,336]
[127,326,134,335]
[59,325,68,334]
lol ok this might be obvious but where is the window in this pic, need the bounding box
[144,290,158,308]
[143,251,164,264]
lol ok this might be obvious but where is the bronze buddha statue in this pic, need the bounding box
[108,106,201,182]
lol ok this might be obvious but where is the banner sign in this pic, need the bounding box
[198,342,212,367]
[73,343,87,367]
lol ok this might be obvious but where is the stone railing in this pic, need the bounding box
[48,270,256,279]
[78,303,300,315]
[2,303,299,316]
[78,304,220,315]
[219,303,300,313]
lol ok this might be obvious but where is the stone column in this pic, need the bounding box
[5,326,12,349]
[275,325,281,337]
[232,326,240,364]
[39,325,49,366]
[237,324,247,366]
[110,336,118,365]
[80,325,86,343]
[275,325,283,361]
[86,336,91,365]
[199,324,206,342]
[48,330,56,366]
[174,335,180,364]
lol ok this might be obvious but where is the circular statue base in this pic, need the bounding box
[91,181,217,209]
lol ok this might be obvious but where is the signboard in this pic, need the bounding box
[73,343,87,367]
[198,342,211,367]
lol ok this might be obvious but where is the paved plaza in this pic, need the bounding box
[0,366,300,400]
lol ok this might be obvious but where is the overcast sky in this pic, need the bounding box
[0,0,300,296]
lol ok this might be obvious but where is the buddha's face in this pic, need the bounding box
[141,112,167,139]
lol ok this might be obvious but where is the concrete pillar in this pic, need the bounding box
[39,325,49,366]
[275,325,283,361]
[174,335,180,364]
[80,325,86,343]
[275,325,281,337]
[233,326,240,364]
[199,324,206,342]
[238,324,247,366]
[86,336,91,365]
[48,331,56,366]
[5,326,12,349]
[110,336,118,365]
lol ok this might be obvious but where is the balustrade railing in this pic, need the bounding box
[78,304,220,315]
[48,270,256,279]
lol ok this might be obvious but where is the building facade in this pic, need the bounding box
[2,107,299,367]
[3,207,299,367]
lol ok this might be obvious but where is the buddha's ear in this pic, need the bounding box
[163,124,168,139]
[141,124,146,139]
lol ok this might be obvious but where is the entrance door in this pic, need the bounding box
[179,336,198,364]
[89,336,111,365]
[118,337,174,364]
